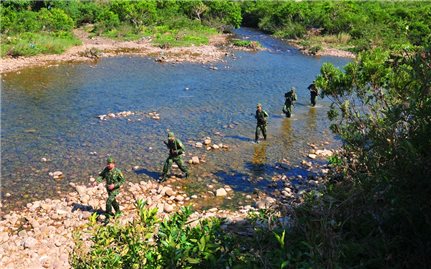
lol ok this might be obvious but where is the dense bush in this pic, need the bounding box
[240,1,431,51]
[71,200,230,268]
[279,47,431,268]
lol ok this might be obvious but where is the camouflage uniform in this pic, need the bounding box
[282,88,298,118]
[96,157,125,216]
[161,132,189,181]
[255,104,269,142]
[308,82,318,107]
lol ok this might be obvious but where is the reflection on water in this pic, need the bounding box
[0,28,350,213]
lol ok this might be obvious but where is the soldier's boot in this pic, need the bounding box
[184,171,189,178]
[113,200,122,217]
[160,174,168,182]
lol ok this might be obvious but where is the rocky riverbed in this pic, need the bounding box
[0,143,334,269]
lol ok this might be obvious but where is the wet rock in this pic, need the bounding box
[203,138,211,145]
[212,144,220,150]
[301,160,312,167]
[191,195,198,199]
[216,188,227,197]
[191,156,200,164]
[41,157,48,162]
[5,193,11,197]
[195,142,203,148]
[316,149,333,157]
[308,154,317,159]
[51,171,64,181]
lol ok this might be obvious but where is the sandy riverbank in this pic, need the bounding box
[0,29,233,74]
[0,29,355,74]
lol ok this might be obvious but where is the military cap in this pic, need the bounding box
[257,103,262,108]
[106,156,115,163]
[168,132,175,138]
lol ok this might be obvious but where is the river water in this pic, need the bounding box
[0,28,349,214]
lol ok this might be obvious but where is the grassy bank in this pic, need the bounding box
[1,31,81,57]
[1,0,242,57]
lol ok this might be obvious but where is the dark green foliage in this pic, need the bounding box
[240,1,430,51]
[72,201,231,269]
[280,47,431,268]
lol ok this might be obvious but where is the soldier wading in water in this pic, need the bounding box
[308,80,319,107]
[282,87,298,118]
[161,131,189,181]
[255,103,269,143]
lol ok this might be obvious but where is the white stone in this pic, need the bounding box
[216,188,227,197]
[203,138,211,145]
[316,149,333,157]
[308,154,317,159]
[212,144,220,150]
[22,237,38,249]
[195,142,203,148]
[41,157,47,162]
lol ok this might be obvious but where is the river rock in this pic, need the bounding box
[216,188,227,197]
[308,154,317,159]
[191,156,200,164]
[5,192,11,197]
[212,144,220,150]
[316,149,333,157]
[203,138,211,145]
[195,142,203,148]
[165,188,175,197]
[18,230,28,238]
[191,195,198,199]
[164,204,174,213]
[22,236,37,249]
[255,196,276,209]
[174,195,184,202]
[0,232,9,243]
[41,157,48,162]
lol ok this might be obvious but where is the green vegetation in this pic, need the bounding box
[72,201,230,268]
[2,1,430,267]
[241,1,431,52]
[0,0,242,57]
[232,39,261,49]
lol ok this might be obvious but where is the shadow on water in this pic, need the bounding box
[224,135,253,142]
[134,167,160,180]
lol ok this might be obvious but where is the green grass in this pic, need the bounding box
[1,31,81,57]
[150,26,217,48]
[232,39,261,49]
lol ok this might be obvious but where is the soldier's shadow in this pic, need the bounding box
[71,203,105,215]
[224,135,253,142]
[134,168,160,180]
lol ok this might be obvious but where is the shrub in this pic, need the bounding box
[71,200,229,268]
[37,8,75,32]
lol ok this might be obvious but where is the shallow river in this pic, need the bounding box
[1,28,349,213]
